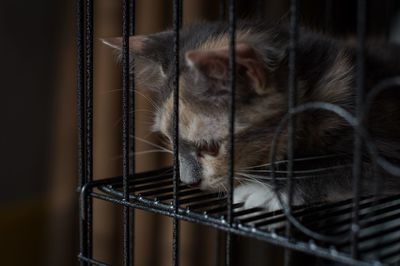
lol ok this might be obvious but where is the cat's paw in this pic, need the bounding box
[233,183,289,230]
[233,183,285,212]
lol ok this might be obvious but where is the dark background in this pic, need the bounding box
[1,0,399,265]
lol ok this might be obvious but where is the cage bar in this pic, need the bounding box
[172,0,182,265]
[85,0,94,195]
[80,0,95,264]
[122,0,133,265]
[352,0,367,259]
[226,0,236,265]
[89,167,400,265]
[76,0,86,264]
[128,0,136,265]
[77,0,85,192]
[285,0,299,265]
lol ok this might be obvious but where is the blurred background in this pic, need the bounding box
[1,0,400,265]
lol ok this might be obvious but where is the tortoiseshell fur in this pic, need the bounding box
[104,21,400,211]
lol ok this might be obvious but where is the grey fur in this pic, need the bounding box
[104,20,400,208]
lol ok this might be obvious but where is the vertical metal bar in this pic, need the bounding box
[122,0,132,265]
[84,0,94,263]
[128,0,136,265]
[219,0,226,20]
[77,0,86,264]
[85,0,94,191]
[285,0,299,265]
[172,0,182,266]
[352,0,366,259]
[77,0,85,192]
[226,0,236,265]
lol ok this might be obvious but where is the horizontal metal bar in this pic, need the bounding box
[320,201,400,236]
[86,168,400,265]
[204,203,244,216]
[233,207,265,218]
[361,235,400,255]
[186,198,227,211]
[179,192,221,205]
[89,191,374,266]
[79,168,172,190]
[131,179,173,191]
[379,246,400,263]
[137,184,189,197]
[155,189,202,202]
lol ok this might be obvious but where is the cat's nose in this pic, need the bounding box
[179,154,202,186]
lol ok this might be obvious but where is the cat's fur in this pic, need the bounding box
[103,21,400,211]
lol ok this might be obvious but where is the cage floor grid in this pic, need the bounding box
[86,168,400,266]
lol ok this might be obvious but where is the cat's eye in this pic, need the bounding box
[196,141,220,158]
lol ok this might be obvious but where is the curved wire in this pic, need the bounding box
[269,102,382,243]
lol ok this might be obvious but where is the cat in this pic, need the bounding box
[102,20,400,211]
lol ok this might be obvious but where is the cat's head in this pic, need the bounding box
[103,22,288,191]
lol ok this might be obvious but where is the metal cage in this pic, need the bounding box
[76,0,400,265]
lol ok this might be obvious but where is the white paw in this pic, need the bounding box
[233,183,285,212]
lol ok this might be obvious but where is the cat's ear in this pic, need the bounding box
[185,43,269,95]
[102,32,173,90]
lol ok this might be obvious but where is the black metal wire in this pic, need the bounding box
[128,0,136,265]
[269,102,373,243]
[91,173,399,266]
[122,0,133,265]
[76,0,86,264]
[352,0,367,259]
[172,0,182,265]
[363,77,400,177]
[85,0,93,193]
[77,0,85,192]
[226,0,236,265]
[285,0,299,265]
[83,0,94,264]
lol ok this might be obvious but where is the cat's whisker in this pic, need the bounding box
[241,154,347,170]
[220,182,228,193]
[130,150,173,156]
[130,135,173,154]
[239,164,351,175]
[98,88,124,95]
[236,172,274,181]
[235,174,272,190]
[235,177,245,186]
[128,109,154,114]
[237,171,338,181]
[113,113,154,128]
[114,120,155,129]
[216,185,222,198]
[241,162,282,170]
[110,149,173,160]
[133,90,162,113]
[100,89,162,113]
